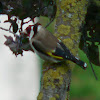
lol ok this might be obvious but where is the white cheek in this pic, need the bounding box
[37,25,42,31]
[23,30,27,34]
[34,17,39,24]
[29,26,34,40]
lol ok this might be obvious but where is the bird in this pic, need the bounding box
[21,18,87,70]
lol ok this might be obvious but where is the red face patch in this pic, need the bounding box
[26,25,34,36]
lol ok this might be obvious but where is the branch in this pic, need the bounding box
[37,0,88,100]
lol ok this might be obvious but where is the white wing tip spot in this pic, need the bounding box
[75,57,79,60]
[84,63,87,68]
[58,39,62,42]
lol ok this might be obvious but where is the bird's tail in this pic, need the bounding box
[70,56,87,70]
[58,40,87,69]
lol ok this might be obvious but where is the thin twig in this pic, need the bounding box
[83,34,98,80]
[0,27,14,34]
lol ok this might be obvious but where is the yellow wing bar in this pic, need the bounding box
[46,52,63,60]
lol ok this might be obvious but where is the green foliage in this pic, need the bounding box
[70,49,100,100]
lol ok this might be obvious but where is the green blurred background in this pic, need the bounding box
[70,49,100,100]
